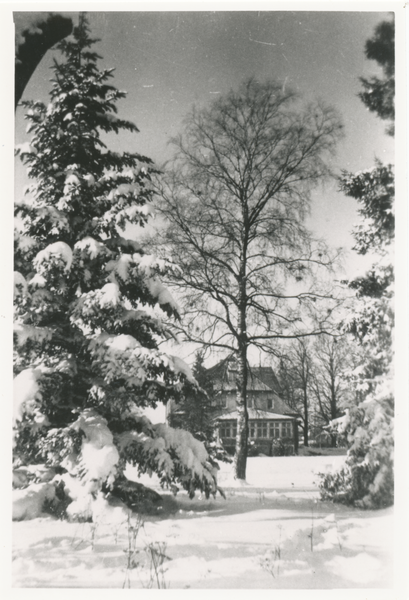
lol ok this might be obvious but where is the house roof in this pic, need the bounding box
[207,355,297,416]
[213,376,272,393]
[251,366,282,394]
[217,409,295,421]
[208,356,282,393]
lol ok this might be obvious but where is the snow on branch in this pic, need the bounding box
[169,355,196,385]
[103,253,181,317]
[99,282,121,307]
[120,308,168,335]
[14,272,28,298]
[74,237,108,260]
[13,368,49,432]
[15,142,38,157]
[14,323,53,347]
[117,420,218,497]
[133,253,182,278]
[105,254,134,283]
[24,206,70,237]
[70,409,120,486]
[145,277,180,314]
[34,241,73,273]
[87,334,196,390]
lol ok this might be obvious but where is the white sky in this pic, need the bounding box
[13,9,395,280]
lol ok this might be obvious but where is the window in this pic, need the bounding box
[220,423,230,438]
[269,423,280,438]
[281,422,293,439]
[257,422,268,438]
[219,394,227,408]
[250,423,256,438]
[248,397,253,408]
[267,397,274,410]
[220,422,237,438]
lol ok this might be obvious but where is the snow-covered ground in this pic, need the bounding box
[12,455,394,590]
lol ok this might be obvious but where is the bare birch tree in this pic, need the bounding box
[152,79,344,479]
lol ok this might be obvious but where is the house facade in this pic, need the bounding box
[208,356,299,456]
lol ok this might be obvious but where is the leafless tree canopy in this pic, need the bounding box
[155,78,344,352]
[153,78,344,478]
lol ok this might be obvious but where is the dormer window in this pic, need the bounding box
[216,391,227,408]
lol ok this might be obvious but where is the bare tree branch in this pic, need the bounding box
[148,78,344,479]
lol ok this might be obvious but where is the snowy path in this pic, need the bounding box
[12,456,394,589]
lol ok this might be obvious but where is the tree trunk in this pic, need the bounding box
[293,420,299,454]
[233,343,248,479]
[303,386,309,447]
[233,210,249,480]
[330,359,337,448]
[233,264,248,480]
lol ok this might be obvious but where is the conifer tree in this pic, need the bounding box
[14,14,219,518]
[359,19,394,135]
[325,163,395,508]
[320,19,394,508]
[168,351,217,444]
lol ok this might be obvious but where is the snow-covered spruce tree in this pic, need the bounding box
[319,20,394,508]
[320,164,394,508]
[168,351,230,463]
[14,15,219,520]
